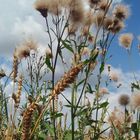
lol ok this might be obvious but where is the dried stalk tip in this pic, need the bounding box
[51,63,83,97]
[12,75,23,108]
[12,52,18,82]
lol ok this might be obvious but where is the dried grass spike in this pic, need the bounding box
[52,63,83,97]
[12,51,18,82]
[21,102,37,140]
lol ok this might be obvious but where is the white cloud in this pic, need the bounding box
[113,0,123,3]
[12,16,47,43]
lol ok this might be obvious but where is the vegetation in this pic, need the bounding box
[0,0,140,139]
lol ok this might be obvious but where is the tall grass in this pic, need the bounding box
[0,0,139,140]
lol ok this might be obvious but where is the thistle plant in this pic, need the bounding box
[1,0,140,140]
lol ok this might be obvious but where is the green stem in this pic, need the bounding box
[71,83,76,140]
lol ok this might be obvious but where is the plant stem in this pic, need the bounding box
[71,83,76,140]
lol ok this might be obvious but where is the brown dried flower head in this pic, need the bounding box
[108,107,131,134]
[0,69,6,79]
[119,33,133,49]
[99,0,109,11]
[81,26,89,36]
[83,10,94,26]
[67,23,78,35]
[70,0,85,24]
[80,47,90,56]
[93,11,105,27]
[104,17,125,33]
[60,0,72,8]
[15,46,30,60]
[45,48,53,58]
[99,87,109,96]
[109,71,118,82]
[34,0,48,17]
[35,0,62,16]
[15,39,38,60]
[89,0,101,8]
[103,16,113,30]
[118,94,130,106]
[47,0,61,15]
[111,19,125,33]
[113,4,130,20]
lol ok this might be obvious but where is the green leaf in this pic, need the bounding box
[131,82,140,90]
[46,123,54,136]
[76,79,85,88]
[100,62,104,74]
[85,83,94,94]
[38,132,46,139]
[99,101,109,108]
[75,107,89,116]
[64,104,81,109]
[83,51,98,65]
[61,40,74,53]
[54,112,63,118]
[131,123,138,139]
[45,56,53,72]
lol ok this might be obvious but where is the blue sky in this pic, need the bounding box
[109,0,140,72]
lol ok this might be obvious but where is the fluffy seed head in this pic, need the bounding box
[35,0,62,16]
[109,71,118,82]
[93,11,105,27]
[34,0,48,17]
[83,10,94,26]
[113,4,130,20]
[47,0,61,15]
[119,33,133,49]
[99,0,109,11]
[60,0,72,8]
[89,0,101,8]
[80,47,90,56]
[131,93,140,109]
[67,23,78,35]
[81,26,89,36]
[108,107,131,134]
[99,87,109,96]
[15,39,38,60]
[70,0,85,24]
[118,94,130,106]
[45,48,53,58]
[104,17,125,33]
[111,19,125,33]
[103,17,113,30]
